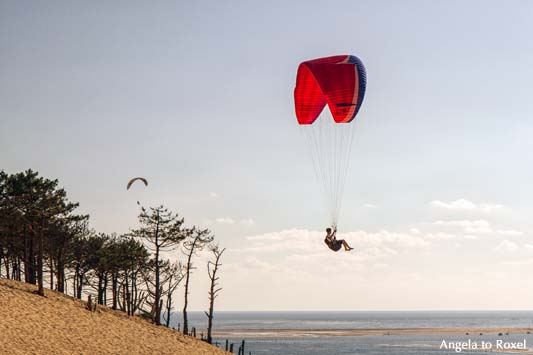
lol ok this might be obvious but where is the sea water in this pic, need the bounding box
[172,311,533,354]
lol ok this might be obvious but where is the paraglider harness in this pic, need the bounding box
[324,228,342,252]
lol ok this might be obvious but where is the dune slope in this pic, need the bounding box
[0,278,228,355]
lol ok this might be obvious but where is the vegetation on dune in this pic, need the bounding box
[0,169,225,342]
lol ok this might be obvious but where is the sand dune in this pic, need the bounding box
[0,278,228,355]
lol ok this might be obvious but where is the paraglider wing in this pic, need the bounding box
[294,55,366,227]
[126,177,148,190]
[294,55,366,125]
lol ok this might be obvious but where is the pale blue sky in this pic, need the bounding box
[2,1,533,310]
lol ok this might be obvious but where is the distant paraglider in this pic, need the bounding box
[294,55,366,228]
[126,177,148,190]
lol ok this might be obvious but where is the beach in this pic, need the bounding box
[212,328,533,354]
[179,311,533,354]
[214,327,532,338]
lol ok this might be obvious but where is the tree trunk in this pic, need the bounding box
[206,248,224,344]
[165,275,173,328]
[182,261,191,334]
[23,229,28,281]
[103,273,108,305]
[37,216,45,296]
[154,209,161,325]
[132,272,137,314]
[182,237,198,335]
[57,255,65,293]
[76,267,84,299]
[26,232,35,284]
[112,273,118,310]
[12,257,18,280]
[49,256,54,290]
[4,255,10,280]
[125,271,130,315]
[97,274,103,305]
[206,286,214,344]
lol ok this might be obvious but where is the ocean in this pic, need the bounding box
[172,311,533,354]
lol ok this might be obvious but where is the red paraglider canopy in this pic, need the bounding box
[294,55,366,125]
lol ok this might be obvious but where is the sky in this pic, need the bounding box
[2,0,533,311]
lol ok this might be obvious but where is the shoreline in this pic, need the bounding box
[214,327,533,338]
